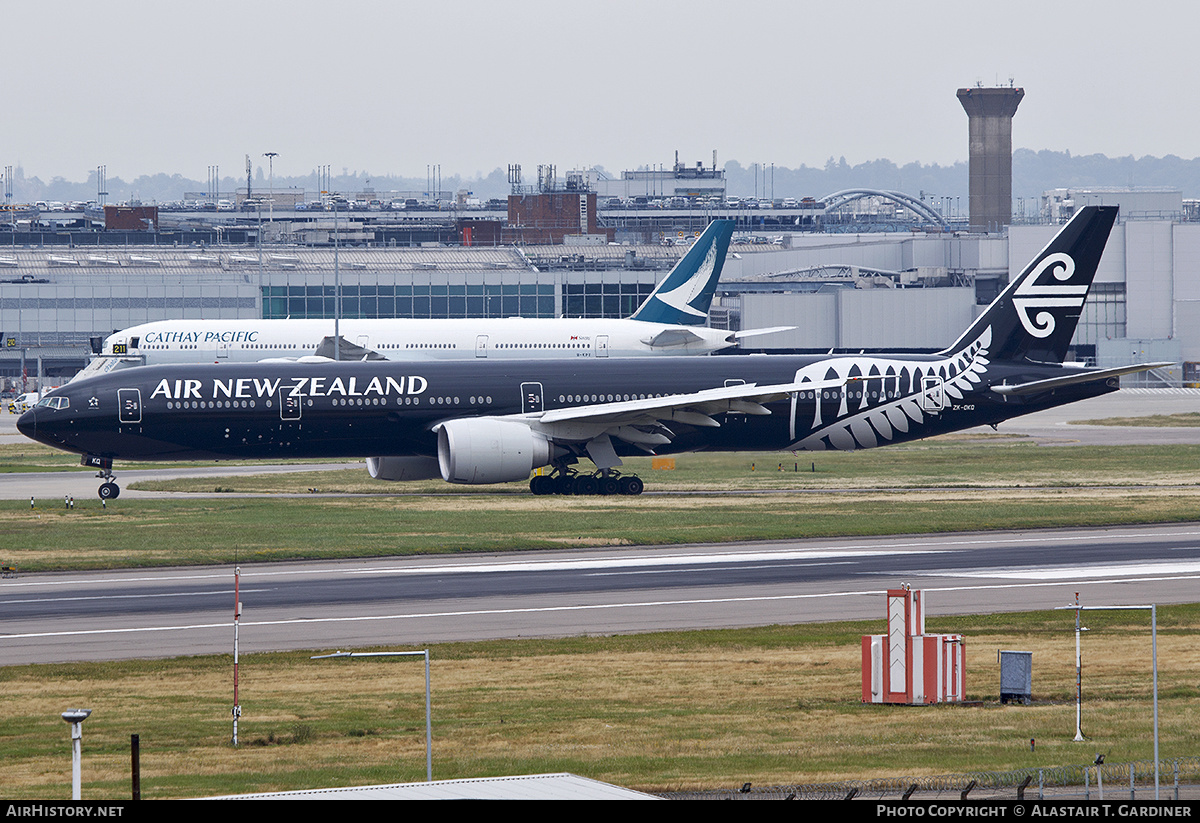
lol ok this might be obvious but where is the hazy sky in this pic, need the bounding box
[6,0,1197,183]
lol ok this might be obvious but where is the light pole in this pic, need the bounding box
[1058,598,1162,798]
[263,152,278,225]
[332,197,340,361]
[61,709,92,800]
[232,565,242,747]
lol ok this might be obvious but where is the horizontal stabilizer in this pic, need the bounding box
[733,326,796,340]
[990,362,1175,396]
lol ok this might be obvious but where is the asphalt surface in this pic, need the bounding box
[1,388,1199,664]
[2,523,1199,664]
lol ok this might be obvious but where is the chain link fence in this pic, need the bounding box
[659,756,1200,800]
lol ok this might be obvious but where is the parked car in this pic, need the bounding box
[8,392,38,414]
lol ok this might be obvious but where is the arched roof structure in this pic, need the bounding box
[820,189,949,229]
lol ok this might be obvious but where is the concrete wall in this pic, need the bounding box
[1124,220,1174,340]
[741,287,976,350]
[1172,223,1200,361]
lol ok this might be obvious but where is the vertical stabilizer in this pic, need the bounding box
[941,205,1118,364]
[629,219,735,326]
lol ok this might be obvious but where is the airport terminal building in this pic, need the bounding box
[0,187,1194,389]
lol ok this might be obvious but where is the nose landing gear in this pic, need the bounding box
[82,455,120,500]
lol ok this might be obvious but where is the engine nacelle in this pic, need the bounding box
[436,418,552,484]
[366,456,442,481]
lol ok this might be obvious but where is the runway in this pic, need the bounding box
[1,389,1198,665]
[2,522,1199,664]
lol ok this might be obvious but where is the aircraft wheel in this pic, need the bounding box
[572,475,599,496]
[598,476,620,496]
[555,475,576,495]
[98,482,120,500]
[619,475,644,496]
[530,476,553,495]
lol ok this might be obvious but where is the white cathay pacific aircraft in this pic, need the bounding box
[85,220,786,380]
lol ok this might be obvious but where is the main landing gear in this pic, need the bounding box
[529,469,644,496]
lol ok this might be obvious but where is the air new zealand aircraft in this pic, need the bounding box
[19,206,1166,499]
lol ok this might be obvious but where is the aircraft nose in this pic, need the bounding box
[16,407,38,440]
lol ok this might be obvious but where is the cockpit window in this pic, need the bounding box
[35,397,68,410]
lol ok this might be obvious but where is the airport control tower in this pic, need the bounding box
[957,85,1023,232]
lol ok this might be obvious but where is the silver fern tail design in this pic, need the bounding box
[788,328,992,450]
[789,205,1120,451]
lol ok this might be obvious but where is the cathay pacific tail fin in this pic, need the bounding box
[629,219,735,326]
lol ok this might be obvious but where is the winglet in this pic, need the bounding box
[629,219,735,326]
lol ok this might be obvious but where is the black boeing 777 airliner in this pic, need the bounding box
[18,206,1167,498]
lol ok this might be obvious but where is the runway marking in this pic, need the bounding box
[5,527,1200,591]
[5,573,1199,642]
[347,549,948,576]
[0,588,272,607]
[932,560,1200,581]
[585,561,857,577]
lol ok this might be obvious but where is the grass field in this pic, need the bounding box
[3,434,1197,797]
[1070,412,1200,427]
[10,485,1200,573]
[2,608,1197,799]
[5,436,1200,572]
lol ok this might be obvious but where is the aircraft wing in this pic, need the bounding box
[989,362,1175,396]
[506,376,853,467]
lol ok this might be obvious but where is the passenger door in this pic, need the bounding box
[118,389,142,424]
[278,389,302,420]
[921,376,945,412]
[521,382,544,414]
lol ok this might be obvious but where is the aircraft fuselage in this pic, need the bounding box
[20,353,1116,465]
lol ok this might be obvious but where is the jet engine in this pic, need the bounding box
[366,456,442,481]
[436,418,553,484]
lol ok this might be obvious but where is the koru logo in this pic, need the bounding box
[1012,252,1086,338]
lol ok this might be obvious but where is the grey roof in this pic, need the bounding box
[0,246,531,276]
[207,772,661,800]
